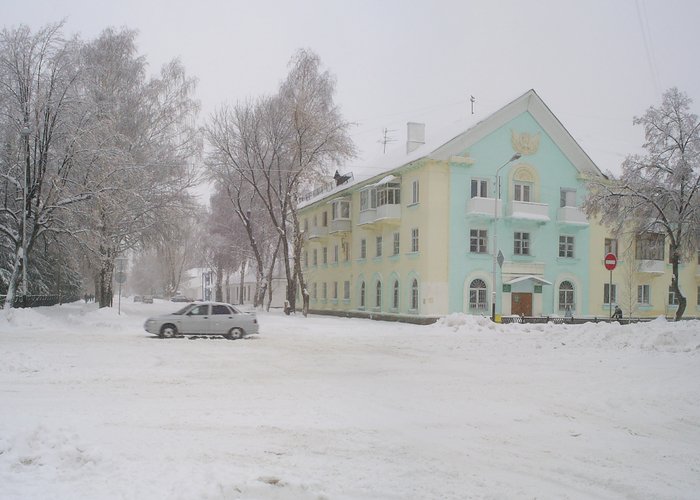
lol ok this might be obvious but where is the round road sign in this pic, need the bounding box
[115,271,127,284]
[604,253,617,271]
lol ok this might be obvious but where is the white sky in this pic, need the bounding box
[3,0,699,178]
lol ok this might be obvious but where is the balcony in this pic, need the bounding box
[637,259,665,274]
[375,203,401,224]
[557,206,588,225]
[508,201,550,222]
[329,218,352,234]
[358,209,377,226]
[307,225,328,240]
[466,197,501,217]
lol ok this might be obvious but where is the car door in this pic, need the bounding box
[210,304,236,334]
[180,304,210,334]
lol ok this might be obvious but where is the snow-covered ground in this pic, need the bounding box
[1,300,699,500]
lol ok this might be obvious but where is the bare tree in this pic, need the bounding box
[584,88,700,320]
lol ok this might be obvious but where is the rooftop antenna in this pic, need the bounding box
[378,127,397,154]
[470,95,476,115]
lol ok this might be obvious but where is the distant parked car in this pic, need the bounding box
[142,295,154,304]
[170,294,190,302]
[133,295,143,303]
[144,301,259,339]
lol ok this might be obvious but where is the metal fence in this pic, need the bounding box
[0,294,81,308]
[500,316,660,325]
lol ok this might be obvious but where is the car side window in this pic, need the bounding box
[212,305,231,315]
[189,305,209,316]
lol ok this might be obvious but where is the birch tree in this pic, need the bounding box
[584,88,700,320]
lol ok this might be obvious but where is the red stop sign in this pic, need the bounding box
[604,253,617,271]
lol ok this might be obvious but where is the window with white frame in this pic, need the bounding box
[603,283,617,304]
[376,236,383,257]
[360,188,377,211]
[469,279,488,310]
[411,228,419,252]
[668,285,679,306]
[559,281,575,311]
[638,284,650,305]
[360,238,366,259]
[411,279,419,310]
[344,280,350,300]
[514,232,530,255]
[393,232,400,255]
[392,280,399,309]
[559,235,574,258]
[635,233,664,260]
[470,229,488,253]
[375,281,382,308]
[470,179,489,198]
[514,182,532,202]
[332,199,351,220]
[411,180,419,204]
[560,188,576,207]
[605,238,618,256]
[377,183,400,206]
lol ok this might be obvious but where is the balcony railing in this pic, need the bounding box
[636,259,665,274]
[375,203,401,223]
[466,197,501,217]
[508,201,550,222]
[358,209,376,226]
[307,225,328,240]
[557,206,588,225]
[329,219,352,233]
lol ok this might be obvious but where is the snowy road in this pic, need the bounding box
[1,301,699,499]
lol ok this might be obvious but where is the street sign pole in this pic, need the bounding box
[603,253,618,319]
[609,269,613,319]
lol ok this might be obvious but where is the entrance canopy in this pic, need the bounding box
[504,275,553,286]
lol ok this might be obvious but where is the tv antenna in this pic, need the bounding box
[378,127,397,154]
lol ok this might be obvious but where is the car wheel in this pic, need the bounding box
[227,327,244,340]
[160,324,177,338]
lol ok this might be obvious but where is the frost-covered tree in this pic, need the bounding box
[204,49,355,312]
[584,88,700,320]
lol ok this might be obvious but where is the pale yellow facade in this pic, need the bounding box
[588,220,700,318]
[300,159,450,318]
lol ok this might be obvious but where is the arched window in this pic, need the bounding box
[360,281,365,308]
[392,280,399,309]
[558,281,575,311]
[469,279,488,310]
[376,281,382,308]
[411,278,419,310]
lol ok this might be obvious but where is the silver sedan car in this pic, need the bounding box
[144,302,259,339]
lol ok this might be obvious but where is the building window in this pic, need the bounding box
[360,238,366,259]
[470,229,488,253]
[603,283,617,305]
[333,281,338,299]
[333,244,339,263]
[376,281,382,308]
[376,236,383,257]
[697,285,700,306]
[560,188,576,207]
[343,241,350,261]
[332,199,351,220]
[322,282,327,300]
[411,180,419,204]
[470,179,488,198]
[514,232,530,255]
[559,235,574,258]
[411,228,419,252]
[636,233,664,260]
[469,279,488,310]
[312,249,318,266]
[559,281,575,311]
[638,284,650,305]
[312,282,317,299]
[360,281,365,307]
[322,246,328,264]
[321,211,328,227]
[411,278,419,310]
[392,280,399,309]
[605,238,618,256]
[377,183,400,206]
[393,232,400,255]
[343,280,350,300]
[668,285,679,306]
[360,188,377,211]
[514,182,532,202]
[304,251,308,268]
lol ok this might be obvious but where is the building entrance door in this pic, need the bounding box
[511,293,532,316]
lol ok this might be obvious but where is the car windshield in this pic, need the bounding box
[172,304,194,315]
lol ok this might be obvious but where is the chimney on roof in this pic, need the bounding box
[406,122,425,154]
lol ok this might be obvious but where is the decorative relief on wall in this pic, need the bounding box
[511,130,541,155]
[513,166,534,183]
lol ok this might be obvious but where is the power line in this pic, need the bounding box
[635,0,661,95]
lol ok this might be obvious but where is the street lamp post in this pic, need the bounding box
[20,124,31,308]
[491,153,522,322]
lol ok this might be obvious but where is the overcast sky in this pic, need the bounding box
[3,0,699,180]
